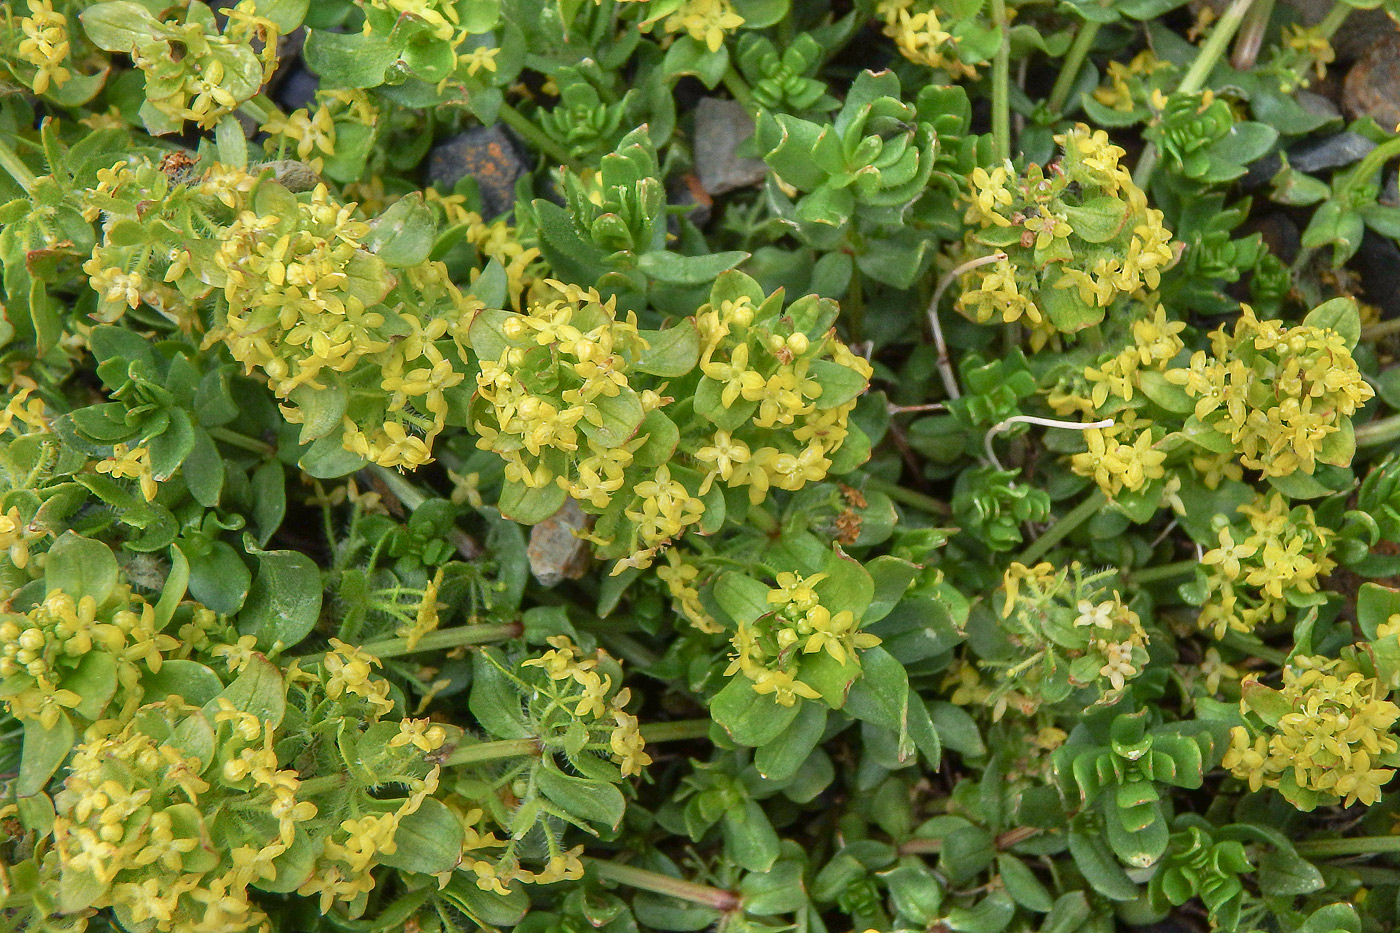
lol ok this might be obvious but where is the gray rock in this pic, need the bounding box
[427,125,528,218]
[1295,90,1341,122]
[693,98,768,196]
[527,499,593,587]
[1287,131,1376,172]
[1344,34,1400,129]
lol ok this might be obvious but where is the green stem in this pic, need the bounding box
[863,476,952,516]
[371,463,427,510]
[1048,21,1100,115]
[445,737,541,767]
[362,622,521,658]
[1220,630,1287,665]
[638,718,711,743]
[721,65,758,114]
[1230,0,1273,70]
[208,427,275,455]
[990,0,1012,162]
[298,773,347,796]
[1362,318,1400,341]
[1313,1,1351,40]
[1128,559,1198,585]
[300,622,521,665]
[747,504,780,535]
[497,100,582,171]
[1017,488,1108,565]
[0,137,37,193]
[1337,136,1400,202]
[1355,414,1400,450]
[1296,836,1400,858]
[1132,0,1256,189]
[586,859,740,912]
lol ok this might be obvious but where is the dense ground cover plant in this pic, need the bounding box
[6,0,1400,931]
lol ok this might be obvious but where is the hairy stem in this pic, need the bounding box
[863,476,952,516]
[445,737,542,767]
[990,0,1012,162]
[1018,488,1108,565]
[1128,559,1199,585]
[587,859,740,912]
[1048,21,1100,115]
[639,718,712,743]
[0,137,37,193]
[1133,0,1256,189]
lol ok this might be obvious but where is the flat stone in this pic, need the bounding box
[693,97,768,196]
[1344,34,1400,129]
[426,125,528,218]
[1287,131,1376,173]
[527,499,592,587]
[1357,231,1400,318]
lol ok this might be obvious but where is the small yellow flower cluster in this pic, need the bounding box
[1198,491,1335,638]
[1071,421,1167,498]
[1284,24,1336,83]
[51,700,317,933]
[472,281,648,495]
[261,104,337,167]
[641,0,745,53]
[128,1,281,130]
[1092,50,1167,113]
[323,637,394,717]
[521,635,652,778]
[426,192,545,309]
[208,182,475,469]
[994,561,1149,711]
[1165,305,1373,478]
[15,0,70,95]
[694,291,872,505]
[0,587,176,729]
[725,571,882,707]
[959,126,1175,345]
[656,548,722,633]
[453,801,584,895]
[94,442,161,501]
[365,0,461,41]
[0,505,36,569]
[944,659,1037,721]
[1224,656,1400,808]
[875,0,980,78]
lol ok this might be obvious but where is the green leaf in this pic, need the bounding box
[996,854,1054,912]
[499,479,567,525]
[379,797,466,874]
[79,2,162,51]
[206,656,285,727]
[1068,829,1137,901]
[237,550,323,650]
[141,659,224,707]
[637,250,748,286]
[842,647,912,760]
[288,383,347,444]
[809,359,868,410]
[709,676,799,747]
[1257,843,1325,897]
[303,28,398,88]
[1061,197,1129,243]
[366,194,438,267]
[720,797,780,872]
[18,714,74,796]
[468,650,529,739]
[147,408,195,480]
[183,428,224,507]
[713,572,772,626]
[45,533,118,606]
[1303,296,1361,349]
[537,762,626,831]
[1358,583,1400,639]
[1299,904,1362,933]
[635,321,701,377]
[753,701,826,781]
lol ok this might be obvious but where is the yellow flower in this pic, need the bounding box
[460,46,500,77]
[663,0,745,53]
[17,0,71,95]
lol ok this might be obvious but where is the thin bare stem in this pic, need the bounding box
[984,416,1113,472]
[928,252,1006,401]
